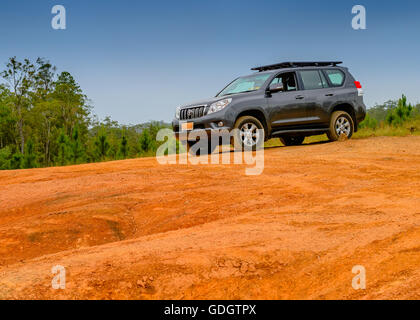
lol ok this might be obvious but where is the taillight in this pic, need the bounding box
[354,81,363,96]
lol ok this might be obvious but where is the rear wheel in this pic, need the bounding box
[232,116,265,151]
[327,111,354,141]
[280,136,305,146]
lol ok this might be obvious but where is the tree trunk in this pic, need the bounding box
[17,103,24,154]
[45,121,51,166]
[18,118,24,154]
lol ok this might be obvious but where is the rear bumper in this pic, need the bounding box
[356,103,367,125]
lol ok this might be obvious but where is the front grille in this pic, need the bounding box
[180,105,206,120]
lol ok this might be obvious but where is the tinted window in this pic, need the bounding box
[325,69,345,86]
[299,70,324,90]
[270,72,297,91]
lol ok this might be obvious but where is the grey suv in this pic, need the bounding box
[173,61,366,151]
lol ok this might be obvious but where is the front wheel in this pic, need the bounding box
[232,116,265,151]
[327,111,354,141]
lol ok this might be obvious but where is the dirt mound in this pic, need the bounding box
[0,136,419,299]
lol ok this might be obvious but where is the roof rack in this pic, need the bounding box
[251,61,343,72]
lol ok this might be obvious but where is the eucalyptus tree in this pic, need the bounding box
[1,57,35,153]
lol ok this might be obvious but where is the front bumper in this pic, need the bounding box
[172,110,235,139]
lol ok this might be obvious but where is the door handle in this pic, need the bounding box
[295,95,304,100]
[325,93,334,97]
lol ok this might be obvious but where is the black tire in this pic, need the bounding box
[186,139,217,155]
[327,111,354,141]
[232,116,265,151]
[279,136,305,146]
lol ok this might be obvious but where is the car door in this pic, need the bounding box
[296,69,332,125]
[267,72,308,129]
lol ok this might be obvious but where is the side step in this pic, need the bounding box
[271,128,329,137]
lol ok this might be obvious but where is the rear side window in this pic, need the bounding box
[324,69,345,87]
[319,71,329,88]
[299,70,325,90]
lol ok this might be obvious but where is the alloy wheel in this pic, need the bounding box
[240,122,260,147]
[335,116,351,137]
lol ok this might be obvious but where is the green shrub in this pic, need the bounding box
[10,152,23,169]
[23,139,38,169]
[359,113,378,130]
[386,95,413,126]
[0,146,12,170]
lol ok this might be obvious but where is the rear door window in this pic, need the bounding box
[299,70,324,90]
[324,69,345,87]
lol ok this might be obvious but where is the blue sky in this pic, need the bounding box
[0,0,419,123]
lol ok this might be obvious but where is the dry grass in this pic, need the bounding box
[264,118,420,147]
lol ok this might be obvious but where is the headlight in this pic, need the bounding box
[175,107,181,119]
[208,98,232,115]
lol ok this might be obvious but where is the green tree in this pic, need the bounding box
[33,58,56,98]
[70,126,85,164]
[53,71,89,137]
[29,99,60,166]
[22,139,37,169]
[1,57,36,154]
[139,129,152,153]
[118,135,128,159]
[56,130,71,166]
[94,131,110,161]
[0,85,16,149]
[386,95,413,126]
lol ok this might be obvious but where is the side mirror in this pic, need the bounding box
[267,83,284,94]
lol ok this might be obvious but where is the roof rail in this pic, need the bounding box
[251,61,343,72]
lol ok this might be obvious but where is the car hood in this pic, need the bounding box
[180,97,222,109]
[180,92,253,109]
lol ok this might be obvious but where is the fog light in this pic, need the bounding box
[218,121,224,127]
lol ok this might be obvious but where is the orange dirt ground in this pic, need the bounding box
[0,136,419,300]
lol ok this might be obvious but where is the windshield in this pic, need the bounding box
[217,73,271,97]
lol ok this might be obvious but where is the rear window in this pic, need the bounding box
[299,70,325,90]
[324,69,345,87]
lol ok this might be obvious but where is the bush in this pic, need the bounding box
[359,113,378,130]
[386,95,413,126]
[23,139,38,169]
[0,146,12,170]
[10,152,23,169]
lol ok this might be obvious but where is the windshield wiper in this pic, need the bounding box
[220,90,256,97]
